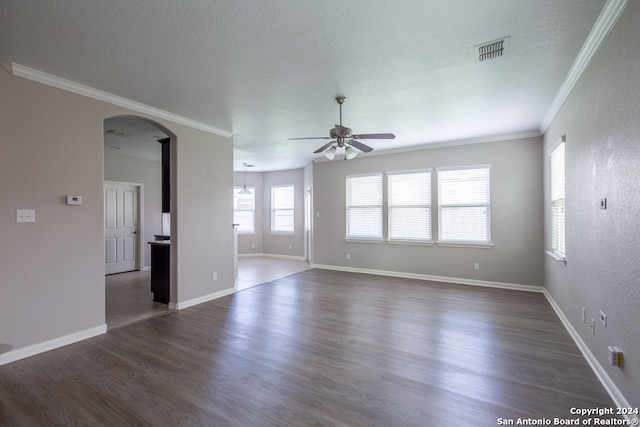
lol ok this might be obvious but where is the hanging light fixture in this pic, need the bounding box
[345,146,358,160]
[239,162,254,194]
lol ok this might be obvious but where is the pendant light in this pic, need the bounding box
[239,163,253,194]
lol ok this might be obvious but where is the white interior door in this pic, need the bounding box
[104,182,138,275]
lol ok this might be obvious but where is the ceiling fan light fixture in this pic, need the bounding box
[324,146,337,160]
[291,96,394,160]
[345,146,358,160]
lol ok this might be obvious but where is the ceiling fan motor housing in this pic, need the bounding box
[330,127,352,139]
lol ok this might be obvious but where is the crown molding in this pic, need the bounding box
[540,0,630,132]
[1,62,233,138]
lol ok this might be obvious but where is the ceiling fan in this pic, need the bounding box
[289,96,395,160]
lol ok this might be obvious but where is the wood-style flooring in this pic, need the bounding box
[106,270,170,330]
[106,256,311,329]
[2,269,618,426]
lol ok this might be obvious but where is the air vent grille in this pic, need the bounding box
[476,37,510,62]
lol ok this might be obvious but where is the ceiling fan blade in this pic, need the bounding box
[348,140,374,153]
[351,133,395,140]
[334,124,351,137]
[288,136,331,140]
[313,141,335,153]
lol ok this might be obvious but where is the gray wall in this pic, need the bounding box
[543,1,639,406]
[235,168,305,258]
[104,150,162,269]
[312,137,544,287]
[0,68,234,361]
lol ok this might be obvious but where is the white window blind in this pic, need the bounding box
[233,186,255,233]
[550,142,565,256]
[437,165,491,244]
[346,174,383,240]
[271,185,294,233]
[388,170,432,242]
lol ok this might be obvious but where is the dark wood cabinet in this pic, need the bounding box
[158,137,170,213]
[149,242,170,304]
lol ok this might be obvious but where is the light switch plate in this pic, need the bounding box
[16,209,36,223]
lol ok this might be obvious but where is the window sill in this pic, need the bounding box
[545,250,567,265]
[436,241,493,249]
[387,240,434,246]
[344,238,384,244]
[270,232,295,236]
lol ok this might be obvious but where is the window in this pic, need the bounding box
[271,185,294,233]
[233,186,255,234]
[550,141,565,257]
[346,173,383,240]
[437,165,491,245]
[387,170,432,242]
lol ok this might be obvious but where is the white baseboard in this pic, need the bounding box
[238,252,265,258]
[170,287,236,310]
[311,264,544,293]
[543,290,637,421]
[0,324,107,366]
[239,253,306,262]
[142,265,151,271]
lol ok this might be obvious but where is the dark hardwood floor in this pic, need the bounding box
[0,269,618,426]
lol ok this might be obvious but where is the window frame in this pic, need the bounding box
[386,169,433,244]
[436,164,492,247]
[271,184,295,235]
[548,137,566,263]
[345,173,384,241]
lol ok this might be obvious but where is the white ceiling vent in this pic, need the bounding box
[475,36,511,62]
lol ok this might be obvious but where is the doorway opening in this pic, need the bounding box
[103,116,174,329]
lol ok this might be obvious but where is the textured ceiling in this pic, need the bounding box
[0,1,607,171]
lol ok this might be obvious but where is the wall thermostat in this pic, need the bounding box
[67,195,82,205]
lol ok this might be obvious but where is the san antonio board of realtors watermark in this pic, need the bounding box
[496,406,639,425]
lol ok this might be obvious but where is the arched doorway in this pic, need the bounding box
[103,115,175,329]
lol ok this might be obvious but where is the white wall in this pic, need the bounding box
[312,137,544,288]
[543,1,639,407]
[0,68,234,363]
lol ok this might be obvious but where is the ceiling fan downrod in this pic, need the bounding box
[336,96,346,126]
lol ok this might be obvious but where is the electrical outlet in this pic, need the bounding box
[600,198,607,209]
[474,263,480,271]
[211,272,217,281]
[288,245,292,250]
[346,253,351,260]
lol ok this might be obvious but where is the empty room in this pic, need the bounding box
[1,1,638,426]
